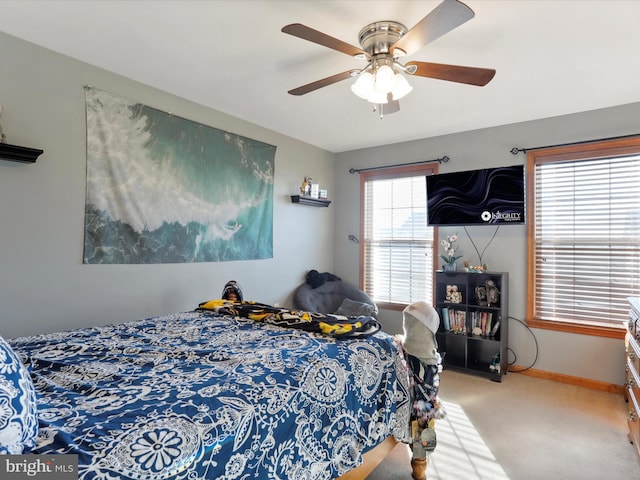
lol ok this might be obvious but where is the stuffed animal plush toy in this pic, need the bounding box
[221,280,243,302]
[403,301,440,365]
[401,301,445,480]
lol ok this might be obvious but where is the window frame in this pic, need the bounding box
[526,137,640,339]
[359,163,438,311]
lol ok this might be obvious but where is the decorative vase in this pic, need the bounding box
[443,262,457,272]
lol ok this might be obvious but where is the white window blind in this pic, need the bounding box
[533,153,640,327]
[362,170,435,305]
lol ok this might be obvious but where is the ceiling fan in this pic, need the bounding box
[282,0,495,116]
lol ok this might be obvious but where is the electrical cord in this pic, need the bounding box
[462,227,537,372]
[463,225,500,265]
[506,315,539,373]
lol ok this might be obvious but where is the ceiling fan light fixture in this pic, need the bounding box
[391,73,413,100]
[350,71,374,99]
[351,64,412,104]
[374,65,395,92]
[367,90,388,104]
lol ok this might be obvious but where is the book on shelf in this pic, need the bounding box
[490,319,501,338]
[440,307,451,331]
[468,311,495,336]
[449,309,466,334]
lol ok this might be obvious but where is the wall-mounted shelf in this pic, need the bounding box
[0,142,44,164]
[291,195,331,207]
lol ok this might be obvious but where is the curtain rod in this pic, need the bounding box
[510,132,640,155]
[349,156,449,174]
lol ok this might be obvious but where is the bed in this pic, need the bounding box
[2,303,411,479]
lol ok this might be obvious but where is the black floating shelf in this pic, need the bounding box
[0,142,44,164]
[290,195,331,207]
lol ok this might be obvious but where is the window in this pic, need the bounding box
[361,164,437,309]
[527,138,640,338]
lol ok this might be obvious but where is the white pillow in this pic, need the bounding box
[0,334,38,454]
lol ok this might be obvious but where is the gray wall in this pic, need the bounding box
[335,103,640,386]
[0,32,336,338]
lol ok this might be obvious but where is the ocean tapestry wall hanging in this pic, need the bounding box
[83,87,275,264]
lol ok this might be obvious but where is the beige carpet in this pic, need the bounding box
[367,370,640,480]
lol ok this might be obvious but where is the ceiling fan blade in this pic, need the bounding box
[288,70,358,96]
[282,23,367,58]
[391,0,475,57]
[406,61,495,86]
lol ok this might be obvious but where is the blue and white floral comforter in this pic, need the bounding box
[9,310,410,479]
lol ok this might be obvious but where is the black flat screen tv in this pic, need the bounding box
[426,165,525,226]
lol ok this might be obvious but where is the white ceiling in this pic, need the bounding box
[2,0,640,153]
